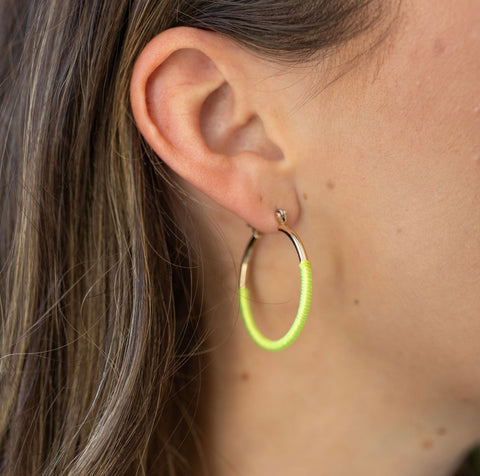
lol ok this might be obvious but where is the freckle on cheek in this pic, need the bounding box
[433,37,446,56]
[326,180,335,190]
[303,192,308,201]
[422,439,433,450]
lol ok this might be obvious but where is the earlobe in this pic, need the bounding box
[130,27,300,233]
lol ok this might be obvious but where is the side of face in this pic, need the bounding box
[130,0,480,402]
[288,0,480,397]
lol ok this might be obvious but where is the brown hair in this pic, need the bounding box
[0,0,477,475]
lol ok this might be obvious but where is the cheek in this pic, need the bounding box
[338,78,480,397]
[294,0,480,396]
[349,151,480,393]
[307,4,480,395]
[346,7,480,398]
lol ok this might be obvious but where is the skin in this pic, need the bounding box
[130,0,480,474]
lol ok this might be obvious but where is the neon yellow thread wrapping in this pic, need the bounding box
[239,260,312,351]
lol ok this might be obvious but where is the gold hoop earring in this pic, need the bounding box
[238,209,312,351]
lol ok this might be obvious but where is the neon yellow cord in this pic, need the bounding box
[238,260,312,351]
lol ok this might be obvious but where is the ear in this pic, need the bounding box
[130,27,300,233]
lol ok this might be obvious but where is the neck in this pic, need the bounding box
[197,329,479,476]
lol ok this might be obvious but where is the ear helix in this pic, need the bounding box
[238,209,312,351]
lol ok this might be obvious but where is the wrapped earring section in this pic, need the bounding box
[238,209,312,351]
